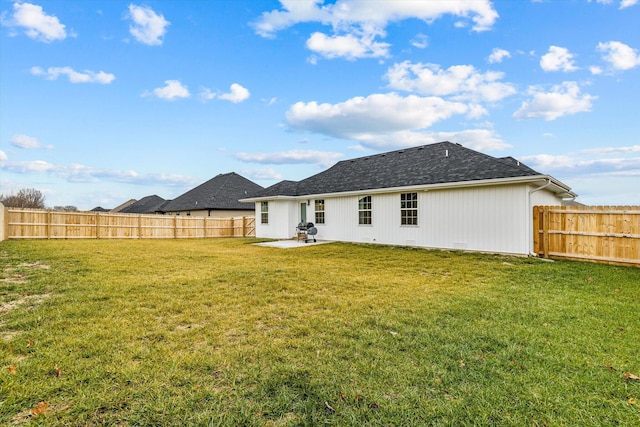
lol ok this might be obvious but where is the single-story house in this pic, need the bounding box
[159,172,264,217]
[119,195,170,214]
[241,141,577,255]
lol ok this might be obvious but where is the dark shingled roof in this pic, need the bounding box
[256,141,543,197]
[159,172,263,212]
[120,195,169,214]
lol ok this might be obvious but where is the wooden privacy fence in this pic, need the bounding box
[533,206,639,267]
[1,207,255,240]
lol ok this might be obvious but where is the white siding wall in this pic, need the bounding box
[317,184,533,255]
[422,185,530,254]
[254,200,299,239]
[255,184,565,255]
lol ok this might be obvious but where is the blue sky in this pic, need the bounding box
[1,0,639,210]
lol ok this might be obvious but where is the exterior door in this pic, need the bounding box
[300,203,307,223]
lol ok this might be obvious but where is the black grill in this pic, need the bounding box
[296,222,317,243]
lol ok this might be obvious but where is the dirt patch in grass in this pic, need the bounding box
[18,262,50,270]
[0,293,50,314]
[10,402,71,426]
[1,261,50,284]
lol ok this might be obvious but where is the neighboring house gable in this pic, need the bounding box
[120,195,169,214]
[111,199,137,213]
[243,141,577,255]
[159,172,264,217]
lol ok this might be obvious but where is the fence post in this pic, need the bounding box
[542,206,550,258]
[96,212,100,239]
[242,216,247,237]
[174,215,178,239]
[0,203,6,241]
[47,210,52,239]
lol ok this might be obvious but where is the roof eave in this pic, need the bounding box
[240,175,577,201]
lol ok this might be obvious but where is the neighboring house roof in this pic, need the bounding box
[562,199,586,207]
[111,199,137,212]
[159,172,264,212]
[120,195,169,214]
[91,206,110,212]
[248,141,575,199]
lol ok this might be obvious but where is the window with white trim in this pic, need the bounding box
[401,192,418,225]
[260,201,269,224]
[315,199,325,224]
[358,196,372,225]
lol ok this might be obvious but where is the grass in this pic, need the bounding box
[0,238,639,426]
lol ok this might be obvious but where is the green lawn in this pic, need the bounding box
[1,239,639,426]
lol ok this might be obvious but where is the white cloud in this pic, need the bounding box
[10,134,53,149]
[487,48,510,64]
[306,31,390,60]
[254,0,498,36]
[520,144,640,202]
[594,0,639,8]
[1,2,67,42]
[0,150,7,161]
[385,61,516,102]
[589,65,603,75]
[240,168,283,181]
[252,1,498,60]
[200,83,250,103]
[0,158,198,186]
[127,4,170,46]
[411,33,428,49]
[199,87,216,102]
[236,149,344,168]
[30,66,115,84]
[513,81,596,121]
[219,83,250,103]
[521,153,640,176]
[352,128,510,152]
[597,41,640,70]
[144,80,190,100]
[1,159,55,174]
[580,145,640,155]
[286,92,471,139]
[283,92,507,151]
[540,46,578,72]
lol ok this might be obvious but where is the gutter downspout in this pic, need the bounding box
[528,178,551,256]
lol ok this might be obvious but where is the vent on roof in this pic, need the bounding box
[445,149,449,157]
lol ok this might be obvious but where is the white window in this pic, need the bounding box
[358,196,372,225]
[401,193,418,225]
[315,199,325,224]
[260,201,269,224]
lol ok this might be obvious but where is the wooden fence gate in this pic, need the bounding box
[533,205,639,267]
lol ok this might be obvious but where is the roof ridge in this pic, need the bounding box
[335,141,455,165]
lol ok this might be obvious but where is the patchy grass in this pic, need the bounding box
[0,239,638,426]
